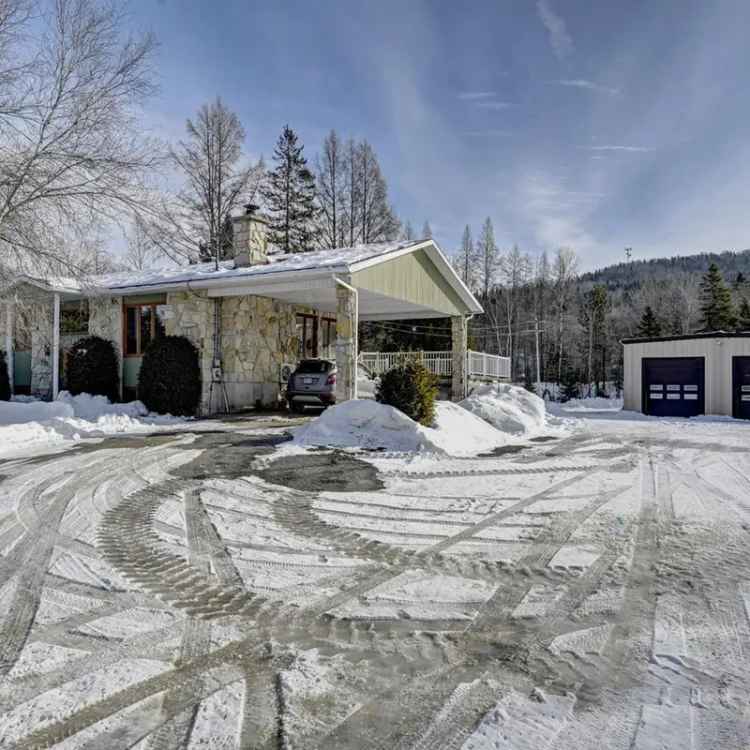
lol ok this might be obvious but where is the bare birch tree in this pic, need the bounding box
[453,224,476,289]
[551,247,578,383]
[162,98,264,267]
[0,0,160,279]
[123,216,157,270]
[315,129,344,249]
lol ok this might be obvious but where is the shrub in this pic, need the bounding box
[138,335,201,416]
[559,368,580,403]
[0,351,10,401]
[376,361,438,426]
[66,336,119,402]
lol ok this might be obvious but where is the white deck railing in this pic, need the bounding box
[358,350,510,381]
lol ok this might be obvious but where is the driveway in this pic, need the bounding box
[0,413,749,748]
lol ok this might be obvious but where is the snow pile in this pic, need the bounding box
[357,366,378,400]
[293,399,507,456]
[0,391,184,458]
[557,397,623,412]
[459,383,549,436]
[56,391,151,420]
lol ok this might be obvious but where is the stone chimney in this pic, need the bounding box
[232,203,269,267]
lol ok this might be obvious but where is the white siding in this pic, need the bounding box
[624,337,750,415]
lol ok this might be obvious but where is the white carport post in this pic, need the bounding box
[334,277,358,402]
[5,301,13,393]
[52,292,60,400]
[451,315,468,401]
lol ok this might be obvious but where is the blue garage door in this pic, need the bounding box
[733,357,750,420]
[643,357,704,417]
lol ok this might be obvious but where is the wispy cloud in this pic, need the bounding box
[586,145,655,152]
[553,79,620,95]
[465,129,513,137]
[458,91,497,100]
[474,100,512,110]
[536,0,573,60]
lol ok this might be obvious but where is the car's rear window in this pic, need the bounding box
[297,360,333,374]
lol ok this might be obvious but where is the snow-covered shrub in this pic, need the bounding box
[376,361,437,426]
[0,351,9,401]
[137,335,201,416]
[66,336,119,402]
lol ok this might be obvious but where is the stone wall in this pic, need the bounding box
[164,290,300,414]
[220,295,298,409]
[30,300,52,397]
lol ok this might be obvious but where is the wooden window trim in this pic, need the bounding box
[123,302,163,358]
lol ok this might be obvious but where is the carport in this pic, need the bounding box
[622,332,750,418]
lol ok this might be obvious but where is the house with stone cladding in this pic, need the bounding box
[0,208,489,414]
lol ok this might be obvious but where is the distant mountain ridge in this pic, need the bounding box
[580,248,750,288]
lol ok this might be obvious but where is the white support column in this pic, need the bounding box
[52,293,60,400]
[451,316,468,401]
[5,302,13,394]
[334,277,358,402]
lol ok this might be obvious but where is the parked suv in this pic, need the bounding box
[287,359,336,412]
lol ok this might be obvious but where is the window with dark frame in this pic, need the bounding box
[295,313,336,360]
[123,303,168,356]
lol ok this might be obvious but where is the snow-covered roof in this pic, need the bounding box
[3,239,483,315]
[88,240,425,293]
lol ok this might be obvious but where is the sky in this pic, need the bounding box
[131,0,750,271]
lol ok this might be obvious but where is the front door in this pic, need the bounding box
[732,356,750,419]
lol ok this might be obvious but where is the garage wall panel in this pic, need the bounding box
[623,337,750,416]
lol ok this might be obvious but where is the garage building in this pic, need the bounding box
[622,332,750,419]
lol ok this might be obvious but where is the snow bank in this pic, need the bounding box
[459,383,549,436]
[556,397,623,412]
[0,391,183,458]
[292,399,507,456]
[357,366,378,400]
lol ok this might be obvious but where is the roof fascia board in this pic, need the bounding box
[349,239,484,315]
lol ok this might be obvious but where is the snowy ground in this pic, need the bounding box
[0,403,749,748]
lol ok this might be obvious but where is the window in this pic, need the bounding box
[124,303,168,356]
[295,314,337,360]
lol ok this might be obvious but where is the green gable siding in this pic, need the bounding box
[351,249,467,316]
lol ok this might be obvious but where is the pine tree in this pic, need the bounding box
[637,306,661,337]
[401,221,415,241]
[421,221,432,239]
[738,297,750,330]
[699,263,736,331]
[263,126,317,253]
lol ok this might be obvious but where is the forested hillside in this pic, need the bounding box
[361,233,750,396]
[580,249,750,288]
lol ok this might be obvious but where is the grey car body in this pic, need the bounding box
[287,359,336,412]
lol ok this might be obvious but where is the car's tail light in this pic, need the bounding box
[326,373,336,385]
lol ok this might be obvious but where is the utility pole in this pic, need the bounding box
[534,316,541,394]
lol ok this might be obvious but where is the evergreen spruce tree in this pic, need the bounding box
[263,126,317,253]
[421,221,432,239]
[738,297,750,330]
[699,263,736,331]
[637,306,661,337]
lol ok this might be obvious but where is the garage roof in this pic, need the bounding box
[622,330,750,344]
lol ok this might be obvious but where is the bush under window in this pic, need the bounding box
[137,335,201,416]
[66,336,119,402]
[376,361,438,426]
